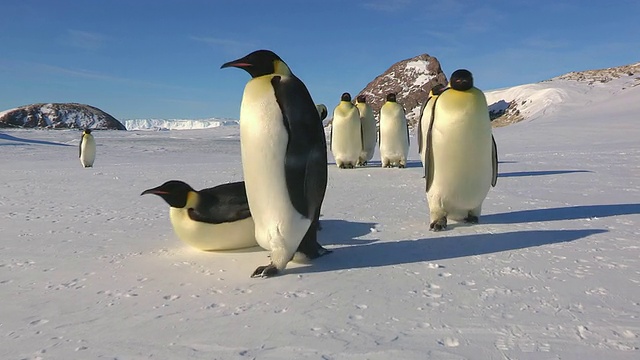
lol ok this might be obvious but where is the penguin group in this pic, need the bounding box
[330,92,409,168]
[139,48,497,278]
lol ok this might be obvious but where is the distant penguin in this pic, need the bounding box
[141,180,257,251]
[79,129,96,168]
[379,93,409,168]
[221,49,330,278]
[417,84,446,168]
[355,95,377,166]
[424,69,498,231]
[316,104,328,122]
[330,92,362,169]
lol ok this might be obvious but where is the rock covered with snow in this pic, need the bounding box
[356,54,448,125]
[0,103,126,130]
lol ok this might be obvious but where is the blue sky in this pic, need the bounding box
[1,0,639,120]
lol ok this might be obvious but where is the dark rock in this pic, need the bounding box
[0,103,126,130]
[356,54,448,126]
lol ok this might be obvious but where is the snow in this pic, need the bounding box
[124,118,239,131]
[405,60,430,74]
[1,76,639,359]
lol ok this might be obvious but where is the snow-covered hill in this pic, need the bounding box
[0,103,126,130]
[486,62,640,126]
[124,118,239,131]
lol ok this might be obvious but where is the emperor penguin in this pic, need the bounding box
[316,104,328,122]
[221,50,329,278]
[379,93,409,168]
[417,84,446,168]
[424,69,498,231]
[330,92,362,168]
[79,129,96,168]
[355,95,377,166]
[141,180,257,251]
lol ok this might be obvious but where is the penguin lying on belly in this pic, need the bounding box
[141,180,258,251]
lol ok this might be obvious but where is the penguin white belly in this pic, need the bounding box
[331,109,361,166]
[239,79,311,266]
[80,136,96,167]
[169,208,257,251]
[379,105,409,164]
[429,109,492,219]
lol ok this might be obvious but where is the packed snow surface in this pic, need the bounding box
[1,79,639,359]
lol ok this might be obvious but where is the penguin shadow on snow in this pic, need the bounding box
[0,132,73,147]
[318,219,378,246]
[498,169,591,178]
[483,203,640,224]
[288,228,607,274]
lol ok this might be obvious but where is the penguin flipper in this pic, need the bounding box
[190,182,251,224]
[79,135,84,158]
[491,135,498,187]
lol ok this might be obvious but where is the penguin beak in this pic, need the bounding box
[140,188,169,196]
[220,60,251,69]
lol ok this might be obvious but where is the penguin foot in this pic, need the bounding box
[429,218,447,231]
[398,164,406,168]
[251,263,279,278]
[464,215,479,224]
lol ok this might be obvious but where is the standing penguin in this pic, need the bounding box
[141,180,257,251]
[379,93,409,168]
[79,129,96,168]
[330,93,362,169]
[424,69,498,231]
[221,50,329,278]
[417,84,446,168]
[355,95,377,166]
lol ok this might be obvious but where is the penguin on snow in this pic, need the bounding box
[221,49,330,278]
[330,92,362,169]
[79,128,96,168]
[355,95,377,166]
[379,93,410,168]
[423,69,498,231]
[141,180,257,251]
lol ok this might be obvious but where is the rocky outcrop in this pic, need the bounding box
[0,103,126,130]
[356,54,448,125]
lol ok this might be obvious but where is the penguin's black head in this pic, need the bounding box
[341,92,352,102]
[450,69,474,91]
[431,84,446,96]
[356,95,367,103]
[221,49,291,78]
[386,93,397,102]
[83,129,92,134]
[141,180,195,208]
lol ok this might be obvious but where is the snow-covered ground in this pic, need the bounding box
[1,79,639,359]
